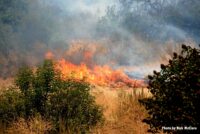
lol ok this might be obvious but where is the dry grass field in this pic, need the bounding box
[91,86,150,134]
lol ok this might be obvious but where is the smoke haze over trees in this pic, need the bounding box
[0,0,200,78]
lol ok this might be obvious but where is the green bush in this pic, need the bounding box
[32,60,60,114]
[48,80,103,133]
[15,66,33,95]
[0,59,103,133]
[0,87,25,124]
[15,67,36,118]
[139,44,200,133]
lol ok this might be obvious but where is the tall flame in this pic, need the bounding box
[55,59,144,88]
[46,41,145,88]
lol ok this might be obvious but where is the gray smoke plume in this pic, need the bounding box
[0,0,199,78]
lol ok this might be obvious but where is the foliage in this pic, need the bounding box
[15,66,33,94]
[0,87,25,124]
[139,44,200,133]
[48,81,103,133]
[32,60,59,114]
[15,66,36,117]
[0,59,103,133]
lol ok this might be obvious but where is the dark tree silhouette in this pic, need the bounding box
[139,44,200,133]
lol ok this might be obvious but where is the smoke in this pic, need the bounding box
[0,0,199,78]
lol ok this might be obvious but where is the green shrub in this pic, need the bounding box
[0,87,25,124]
[1,59,104,133]
[15,66,33,95]
[48,80,104,133]
[32,60,60,114]
[139,44,200,133]
[15,67,36,118]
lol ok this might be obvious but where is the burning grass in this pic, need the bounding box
[55,59,145,88]
[45,41,146,88]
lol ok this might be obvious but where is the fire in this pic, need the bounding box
[46,41,145,88]
[55,59,144,88]
[45,51,54,59]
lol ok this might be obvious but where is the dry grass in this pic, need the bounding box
[91,86,150,134]
[7,115,53,134]
[0,78,14,90]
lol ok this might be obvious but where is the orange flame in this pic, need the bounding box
[45,41,145,88]
[55,58,144,88]
[45,51,54,59]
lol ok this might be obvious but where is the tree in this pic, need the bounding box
[15,66,34,117]
[0,87,25,124]
[32,60,58,114]
[7,59,103,133]
[48,80,103,133]
[15,60,59,116]
[15,66,33,95]
[139,44,200,133]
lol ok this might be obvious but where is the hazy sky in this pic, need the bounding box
[1,0,199,78]
[41,0,115,16]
